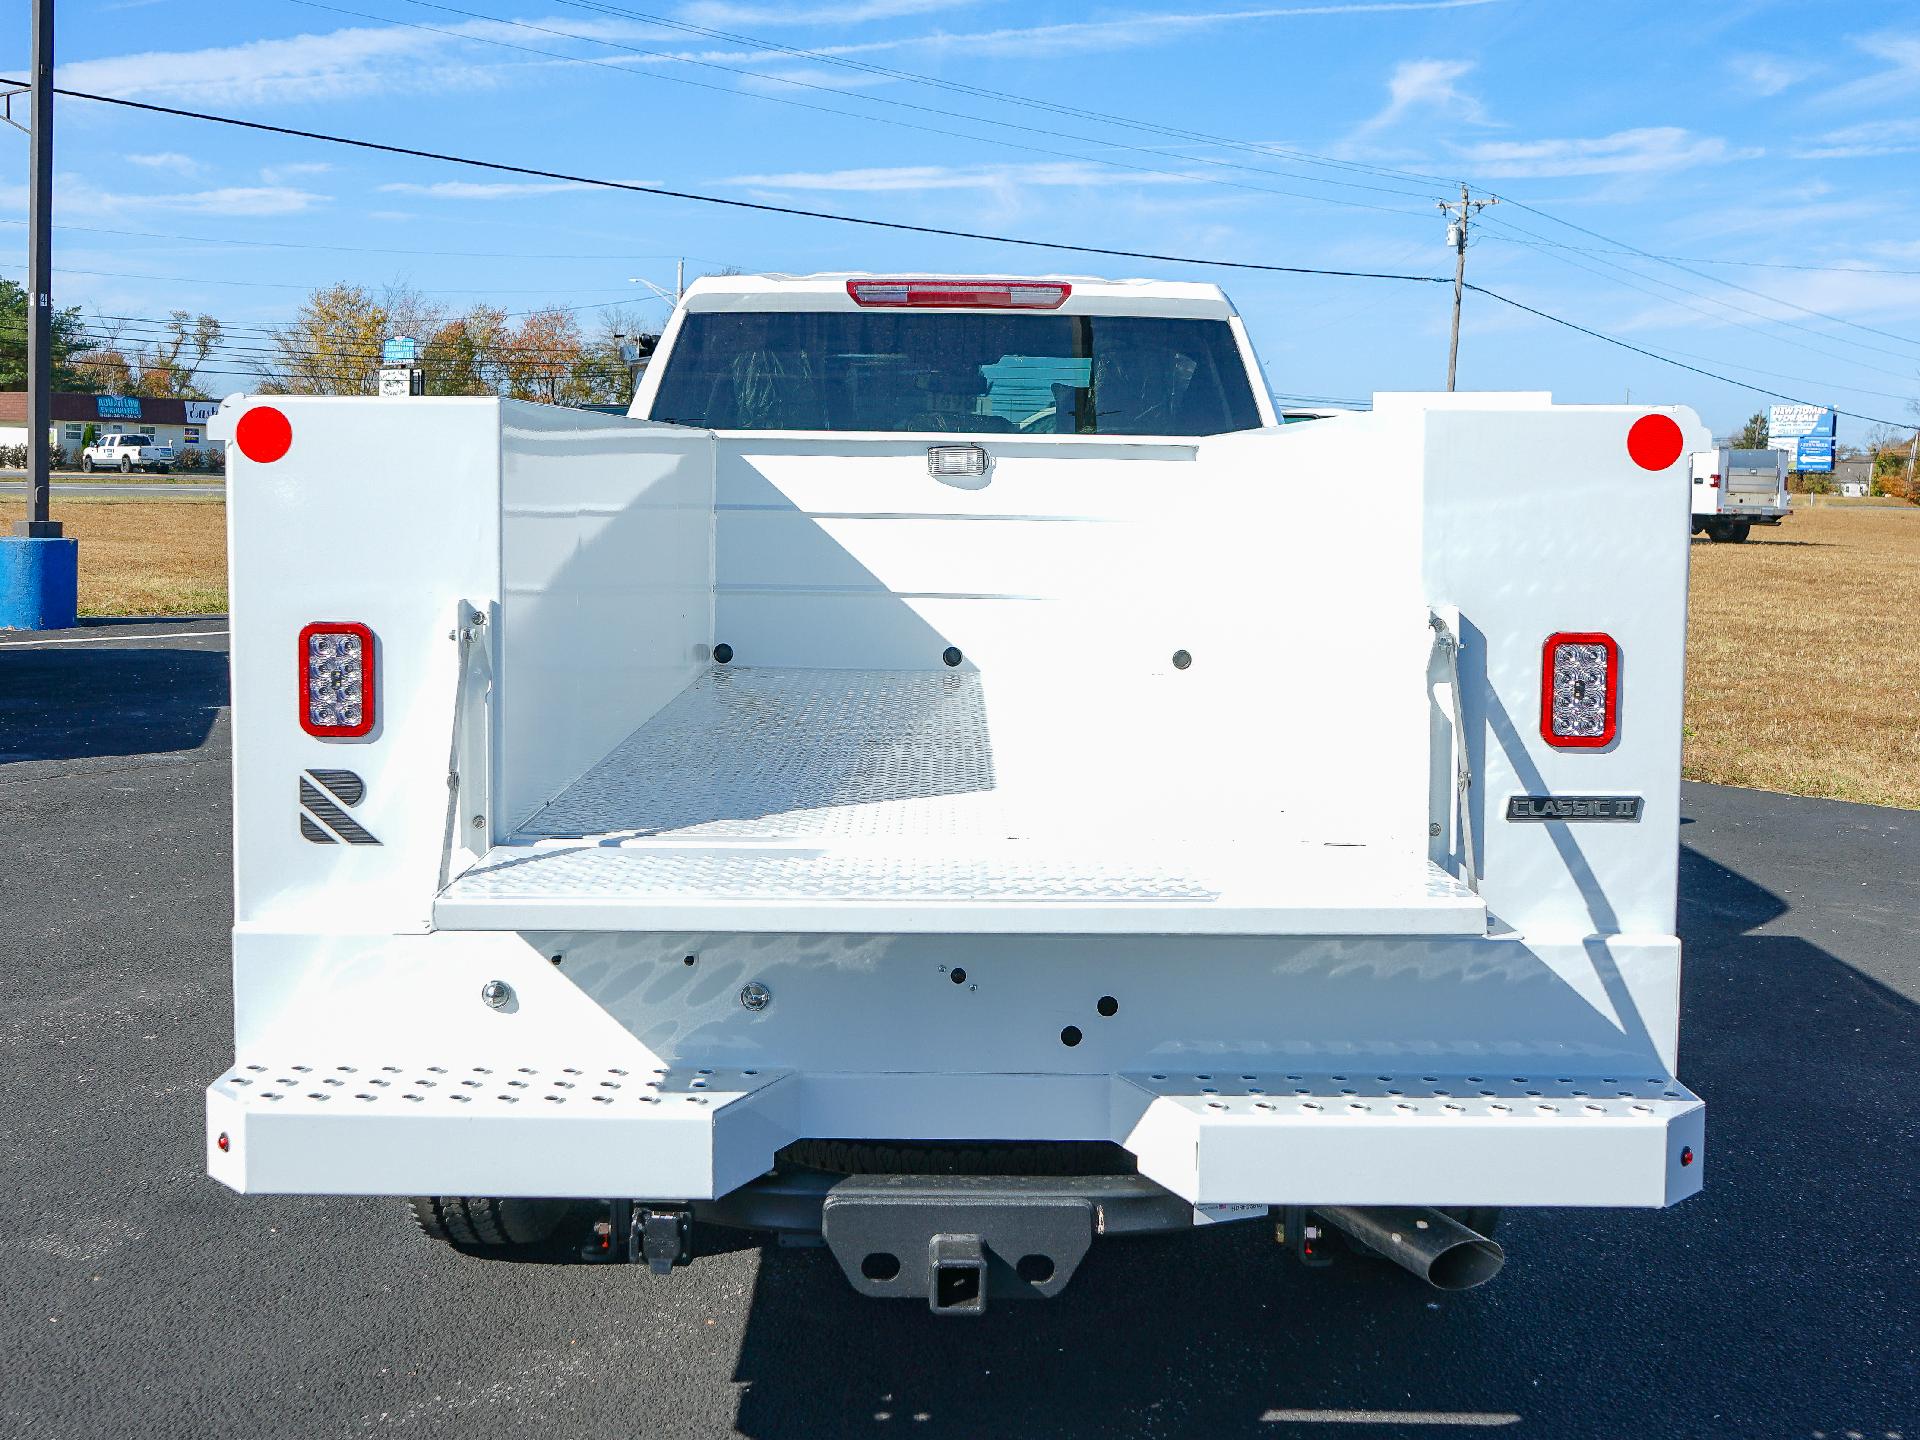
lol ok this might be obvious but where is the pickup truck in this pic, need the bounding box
[1690,445,1790,542]
[80,431,174,474]
[205,273,1708,1311]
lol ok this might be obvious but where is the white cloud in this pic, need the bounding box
[1793,117,1920,160]
[1452,127,1758,178]
[149,186,330,217]
[1351,57,1484,135]
[682,0,978,22]
[126,151,201,176]
[260,161,334,184]
[378,180,592,199]
[1728,54,1796,97]
[728,162,1202,192]
[1819,29,1920,106]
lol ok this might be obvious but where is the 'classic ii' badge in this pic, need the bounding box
[1506,795,1643,823]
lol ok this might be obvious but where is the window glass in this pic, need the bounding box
[650,311,1261,435]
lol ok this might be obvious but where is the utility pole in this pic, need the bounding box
[19,0,56,539]
[675,258,684,303]
[0,0,76,631]
[1439,183,1498,392]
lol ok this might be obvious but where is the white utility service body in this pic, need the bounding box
[1690,445,1790,542]
[206,274,1707,1305]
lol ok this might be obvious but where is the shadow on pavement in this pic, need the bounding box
[0,638,227,764]
[721,843,1917,1440]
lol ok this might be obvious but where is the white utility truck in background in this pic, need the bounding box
[80,431,175,474]
[1690,445,1790,542]
[206,273,1707,1311]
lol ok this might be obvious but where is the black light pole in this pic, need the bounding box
[17,0,57,539]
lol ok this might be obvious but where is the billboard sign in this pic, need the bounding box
[1767,404,1834,447]
[97,395,142,419]
[1795,435,1835,473]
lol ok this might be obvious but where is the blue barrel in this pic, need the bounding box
[0,536,80,630]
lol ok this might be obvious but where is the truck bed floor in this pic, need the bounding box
[436,666,1483,935]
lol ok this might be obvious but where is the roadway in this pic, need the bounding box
[0,479,225,499]
[1,618,1914,1439]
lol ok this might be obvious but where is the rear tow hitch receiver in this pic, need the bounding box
[929,1234,988,1315]
[821,1176,1102,1312]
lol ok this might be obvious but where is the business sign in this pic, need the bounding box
[1767,404,1834,448]
[97,395,142,419]
[184,401,220,424]
[379,366,426,397]
[1795,435,1835,473]
[382,336,418,365]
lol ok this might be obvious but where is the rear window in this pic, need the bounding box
[649,311,1262,435]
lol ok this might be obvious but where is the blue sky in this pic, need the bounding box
[5,0,1919,442]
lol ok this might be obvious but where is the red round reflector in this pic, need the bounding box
[217,1131,231,1153]
[1680,1145,1694,1167]
[235,406,293,463]
[1626,413,1685,471]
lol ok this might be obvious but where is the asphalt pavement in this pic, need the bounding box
[0,480,225,499]
[1,619,1914,1439]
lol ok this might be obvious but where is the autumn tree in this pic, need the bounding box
[80,310,225,398]
[261,283,442,395]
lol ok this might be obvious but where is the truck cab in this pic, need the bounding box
[205,273,1708,1311]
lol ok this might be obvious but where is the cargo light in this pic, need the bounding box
[1541,632,1618,749]
[846,279,1071,309]
[299,622,375,739]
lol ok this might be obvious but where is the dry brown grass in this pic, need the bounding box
[0,496,227,617]
[1686,503,1920,810]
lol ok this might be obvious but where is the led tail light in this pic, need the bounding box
[299,622,375,738]
[845,279,1071,309]
[1541,632,1618,748]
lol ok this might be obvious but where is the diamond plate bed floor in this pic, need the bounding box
[439,666,1481,934]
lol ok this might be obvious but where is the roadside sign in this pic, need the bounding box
[1794,435,1835,473]
[382,336,418,366]
[1767,404,1834,448]
[378,367,417,398]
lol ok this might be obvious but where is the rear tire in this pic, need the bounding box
[1726,519,1751,542]
[81,455,94,473]
[408,1196,580,1254]
[120,457,132,474]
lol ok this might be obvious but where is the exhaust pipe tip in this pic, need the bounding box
[1315,1206,1506,1291]
[1425,1234,1505,1291]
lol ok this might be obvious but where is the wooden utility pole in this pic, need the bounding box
[16,0,57,538]
[1439,183,1498,392]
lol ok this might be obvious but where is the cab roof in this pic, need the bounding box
[678,272,1239,320]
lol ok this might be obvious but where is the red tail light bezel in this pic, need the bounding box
[845,278,1072,310]
[1540,631,1619,749]
[299,621,376,739]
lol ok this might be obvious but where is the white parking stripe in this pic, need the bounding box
[0,627,229,649]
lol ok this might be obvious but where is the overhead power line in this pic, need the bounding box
[286,0,1433,220]
[12,81,1453,287]
[13,81,1912,427]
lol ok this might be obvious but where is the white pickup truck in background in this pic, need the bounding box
[1691,446,1790,542]
[204,272,1708,1312]
[80,431,175,474]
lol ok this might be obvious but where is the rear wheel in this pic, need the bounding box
[1726,519,1751,542]
[81,455,94,473]
[408,1196,582,1254]
[120,456,132,473]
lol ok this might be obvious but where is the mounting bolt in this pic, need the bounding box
[739,982,771,1013]
[1429,822,1442,836]
[471,815,485,829]
[480,979,513,1010]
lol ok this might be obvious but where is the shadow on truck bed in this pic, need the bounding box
[719,808,1919,1440]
